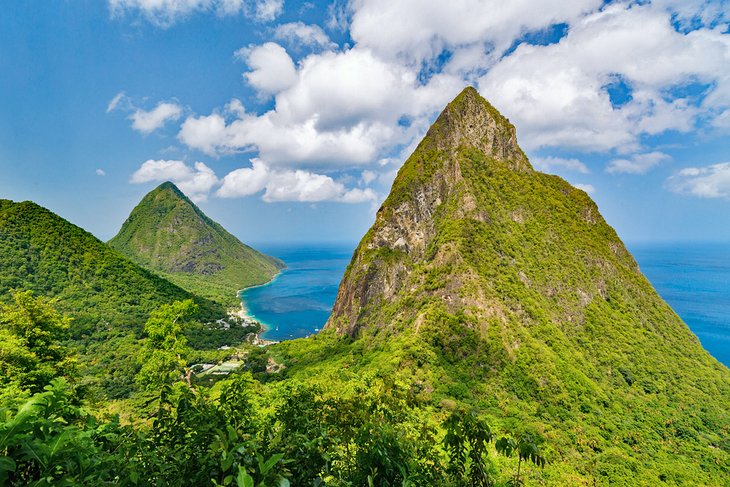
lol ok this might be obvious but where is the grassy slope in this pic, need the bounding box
[109,182,284,306]
[274,89,730,485]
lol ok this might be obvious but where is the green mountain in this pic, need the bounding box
[284,87,730,484]
[0,199,221,333]
[0,199,228,398]
[109,182,284,306]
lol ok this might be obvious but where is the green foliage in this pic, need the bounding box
[0,198,225,399]
[136,300,197,391]
[0,291,75,399]
[496,434,546,486]
[0,378,128,486]
[108,182,284,306]
[0,199,222,332]
[2,89,730,487]
[444,408,494,486]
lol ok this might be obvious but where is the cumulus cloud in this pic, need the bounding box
[348,0,601,65]
[130,159,218,202]
[237,43,298,96]
[96,168,107,176]
[170,1,730,181]
[274,22,336,50]
[667,162,730,198]
[249,0,283,21]
[117,0,730,209]
[217,159,378,202]
[108,0,282,26]
[360,170,377,185]
[479,4,730,151]
[179,46,464,166]
[532,156,589,174]
[478,2,730,152]
[130,102,182,135]
[606,151,671,175]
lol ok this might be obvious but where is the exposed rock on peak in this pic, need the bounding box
[424,86,530,171]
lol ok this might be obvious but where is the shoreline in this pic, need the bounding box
[234,269,285,344]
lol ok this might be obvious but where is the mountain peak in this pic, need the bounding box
[155,181,182,193]
[423,86,530,171]
[109,184,283,305]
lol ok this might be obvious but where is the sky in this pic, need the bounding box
[1,0,730,245]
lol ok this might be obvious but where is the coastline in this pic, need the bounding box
[235,269,285,344]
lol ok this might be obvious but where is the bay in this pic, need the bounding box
[240,243,354,341]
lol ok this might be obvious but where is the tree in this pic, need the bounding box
[443,408,494,486]
[0,290,74,398]
[495,433,546,486]
[136,299,197,391]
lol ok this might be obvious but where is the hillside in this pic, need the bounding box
[0,199,222,332]
[0,199,228,398]
[277,87,730,485]
[109,182,284,305]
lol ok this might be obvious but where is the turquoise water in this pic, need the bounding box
[630,242,730,367]
[241,243,354,341]
[242,242,730,368]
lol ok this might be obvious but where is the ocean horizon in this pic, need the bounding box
[242,241,730,367]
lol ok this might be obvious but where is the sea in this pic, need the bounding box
[241,242,730,367]
[629,242,730,367]
[241,243,354,341]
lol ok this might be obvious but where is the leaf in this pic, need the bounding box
[236,466,254,487]
[0,455,16,484]
[221,451,234,472]
[259,453,284,476]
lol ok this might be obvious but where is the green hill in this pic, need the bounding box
[0,199,221,333]
[0,199,227,398]
[278,87,730,484]
[109,182,284,306]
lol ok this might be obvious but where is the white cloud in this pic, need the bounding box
[106,92,126,113]
[606,151,671,175]
[532,156,589,174]
[349,0,601,65]
[238,42,298,96]
[573,183,595,194]
[217,159,377,203]
[130,159,218,202]
[117,0,730,206]
[108,0,282,26]
[274,22,336,50]
[478,2,730,152]
[172,1,730,180]
[179,47,465,166]
[361,170,377,184]
[130,102,182,135]
[96,168,107,176]
[250,0,283,21]
[667,162,730,198]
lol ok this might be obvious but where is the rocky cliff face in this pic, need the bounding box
[326,86,632,337]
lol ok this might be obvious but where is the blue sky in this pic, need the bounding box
[1,0,730,245]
